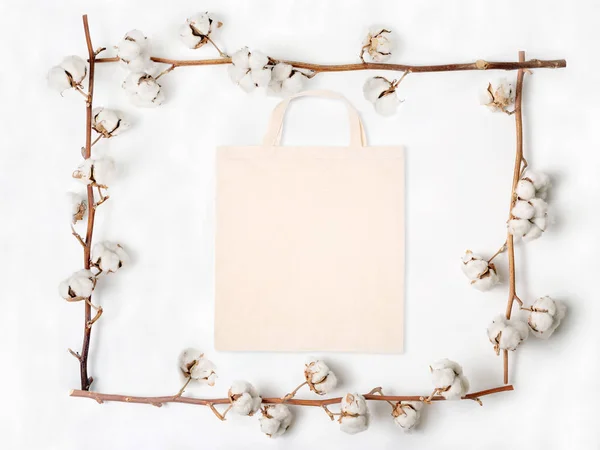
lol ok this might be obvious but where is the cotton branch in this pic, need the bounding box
[95,54,565,76]
[78,14,98,392]
[70,385,513,409]
[503,51,527,385]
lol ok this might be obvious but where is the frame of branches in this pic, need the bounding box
[57,14,567,432]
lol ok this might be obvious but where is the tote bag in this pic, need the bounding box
[215,90,404,352]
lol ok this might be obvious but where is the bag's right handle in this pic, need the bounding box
[262,90,367,147]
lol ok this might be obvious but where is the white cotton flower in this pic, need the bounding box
[92,107,129,137]
[362,28,393,62]
[392,401,423,431]
[532,215,548,232]
[511,200,535,220]
[363,76,391,103]
[68,192,87,224]
[528,296,566,339]
[529,198,549,220]
[363,76,400,116]
[509,172,550,241]
[179,12,222,49]
[122,72,164,107]
[229,381,262,416]
[269,63,305,96]
[374,92,401,116]
[59,269,95,300]
[430,359,470,400]
[47,55,87,93]
[523,224,544,241]
[461,250,499,291]
[480,78,515,113]
[259,404,293,438]
[304,358,338,395]
[507,218,532,238]
[228,47,272,92]
[116,29,151,72]
[178,348,217,385]
[523,171,551,193]
[72,158,116,188]
[487,315,529,353]
[91,241,127,274]
[339,393,368,434]
[515,179,536,201]
[272,62,293,81]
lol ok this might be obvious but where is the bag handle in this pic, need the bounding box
[262,90,367,147]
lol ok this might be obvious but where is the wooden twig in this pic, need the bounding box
[94,55,565,74]
[78,14,97,392]
[69,385,513,408]
[503,51,527,385]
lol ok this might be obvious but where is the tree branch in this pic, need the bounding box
[69,385,513,407]
[79,14,97,392]
[94,55,566,73]
[503,51,527,385]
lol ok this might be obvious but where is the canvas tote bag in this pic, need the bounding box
[215,90,404,352]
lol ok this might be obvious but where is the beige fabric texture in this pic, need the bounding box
[215,90,404,352]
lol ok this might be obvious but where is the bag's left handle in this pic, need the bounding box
[262,90,367,147]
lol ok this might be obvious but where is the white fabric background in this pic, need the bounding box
[1,0,598,448]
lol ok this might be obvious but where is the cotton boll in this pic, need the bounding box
[229,48,271,92]
[392,401,423,431]
[529,198,548,218]
[508,218,531,238]
[59,269,95,300]
[231,47,251,69]
[472,268,499,291]
[259,404,292,438]
[178,348,217,385]
[92,107,129,137]
[339,393,368,434]
[524,171,550,192]
[304,358,338,394]
[269,67,305,96]
[249,50,269,70]
[91,242,127,274]
[229,381,262,415]
[523,224,543,241]
[60,56,87,84]
[363,76,392,103]
[528,296,566,339]
[68,192,87,224]
[487,315,529,352]
[282,72,304,95]
[48,56,87,93]
[187,13,211,36]
[228,65,248,84]
[430,359,469,400]
[272,63,293,82]
[72,158,116,187]
[532,216,547,231]
[117,30,150,71]
[481,79,515,112]
[251,68,272,88]
[512,200,535,220]
[515,179,536,200]
[48,66,74,93]
[478,88,494,106]
[362,28,393,62]
[180,13,222,49]
[461,250,488,279]
[237,72,256,93]
[374,92,400,116]
[122,72,164,107]
[461,250,499,291]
